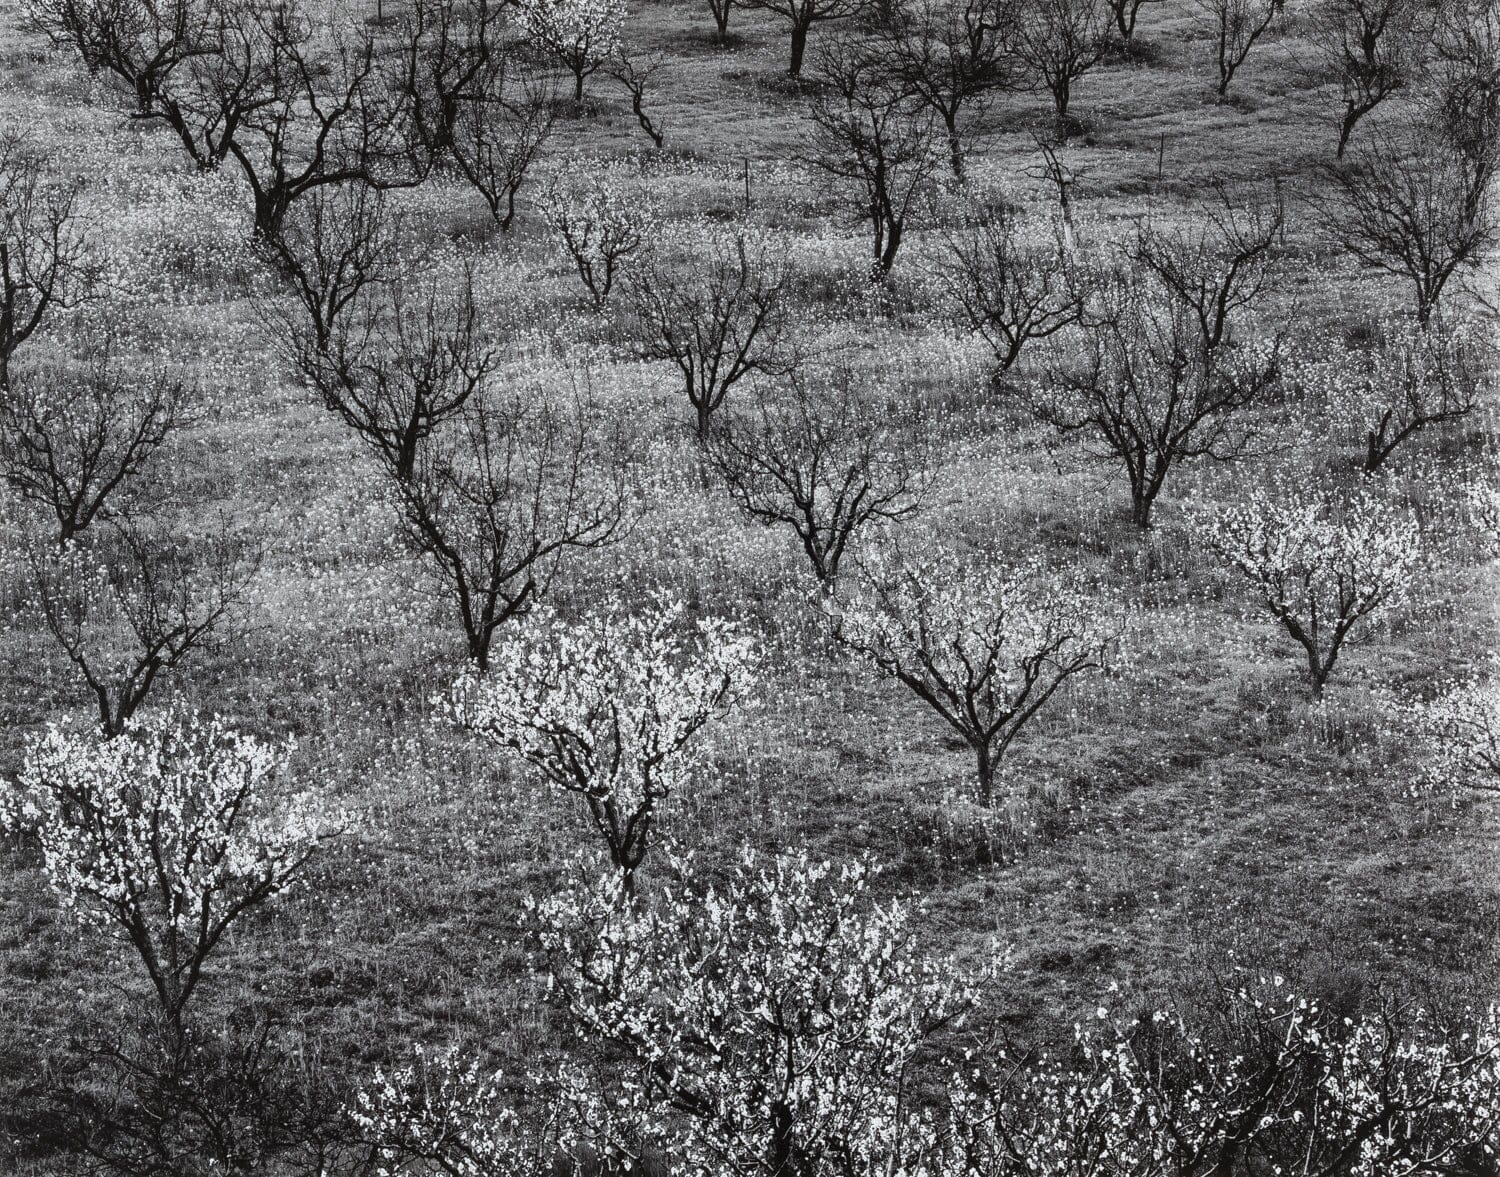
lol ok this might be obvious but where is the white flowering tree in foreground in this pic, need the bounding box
[945,987,1500,1177]
[534,846,973,1177]
[452,601,757,895]
[0,709,331,1048]
[351,1047,581,1177]
[518,0,626,101]
[831,548,1119,806]
[1196,486,1422,697]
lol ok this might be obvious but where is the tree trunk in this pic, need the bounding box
[1131,491,1155,529]
[789,21,809,77]
[976,746,995,808]
[945,111,964,178]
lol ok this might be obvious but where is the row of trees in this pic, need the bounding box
[5,702,1499,1173]
[0,140,1481,774]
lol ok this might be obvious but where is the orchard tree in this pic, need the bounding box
[1035,199,1285,528]
[706,370,932,586]
[278,255,499,481]
[1403,662,1500,793]
[517,0,625,102]
[621,225,798,440]
[1433,3,1500,167]
[1107,0,1165,47]
[541,168,655,307]
[806,36,940,278]
[26,517,259,735]
[1307,0,1424,158]
[453,600,757,894]
[0,327,192,544]
[534,846,973,1177]
[0,132,94,389]
[1013,0,1113,139]
[705,0,735,41]
[352,1048,580,1177]
[450,67,559,229]
[874,0,1022,178]
[944,987,1500,1177]
[389,0,508,161]
[31,0,421,243]
[1128,187,1284,352]
[390,0,558,226]
[1035,271,1281,529]
[743,0,868,76]
[936,203,1081,374]
[831,547,1119,805]
[1196,0,1284,100]
[261,181,403,353]
[394,383,636,672]
[1320,130,1499,325]
[0,709,330,1050]
[1295,313,1488,472]
[1196,485,1422,697]
[609,49,669,148]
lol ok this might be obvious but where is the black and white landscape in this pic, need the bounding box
[2,0,1500,1173]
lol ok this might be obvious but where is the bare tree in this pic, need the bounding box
[388,0,558,229]
[705,0,735,41]
[390,0,507,162]
[742,0,869,76]
[936,203,1081,374]
[1013,0,1113,139]
[1432,2,1500,170]
[874,0,1021,178]
[261,182,401,353]
[1107,0,1165,47]
[541,172,653,307]
[1035,218,1284,528]
[394,384,635,672]
[1128,186,1284,352]
[452,69,558,229]
[279,259,498,482]
[0,329,191,545]
[705,370,931,585]
[609,49,668,149]
[830,546,1118,805]
[1307,0,1424,158]
[806,36,940,278]
[1299,314,1490,472]
[1196,0,1284,100]
[621,227,799,439]
[28,517,258,735]
[1319,130,1499,324]
[32,0,421,243]
[0,132,94,390]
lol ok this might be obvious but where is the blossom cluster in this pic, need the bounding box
[0,707,330,938]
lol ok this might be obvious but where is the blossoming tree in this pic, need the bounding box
[452,600,757,894]
[1196,485,1422,697]
[945,987,1500,1177]
[1402,662,1500,794]
[0,709,332,1048]
[534,846,973,1177]
[518,0,626,101]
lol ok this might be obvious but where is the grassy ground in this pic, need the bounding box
[1,0,1498,1169]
